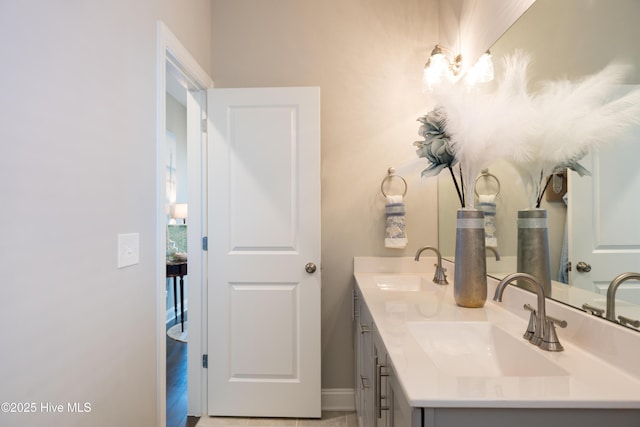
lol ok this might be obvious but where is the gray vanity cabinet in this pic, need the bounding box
[377,334,421,427]
[353,287,375,427]
[353,285,640,427]
[388,364,420,427]
[353,286,421,427]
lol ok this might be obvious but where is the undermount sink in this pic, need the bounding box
[374,274,428,291]
[407,321,568,378]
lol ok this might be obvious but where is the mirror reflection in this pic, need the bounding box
[438,0,640,330]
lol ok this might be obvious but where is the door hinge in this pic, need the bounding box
[202,354,208,368]
[202,236,208,251]
[201,118,208,133]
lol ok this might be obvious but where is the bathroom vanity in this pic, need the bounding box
[353,257,640,427]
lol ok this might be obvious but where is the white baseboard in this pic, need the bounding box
[321,388,355,411]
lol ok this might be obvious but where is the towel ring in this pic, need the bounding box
[381,167,408,197]
[474,169,500,197]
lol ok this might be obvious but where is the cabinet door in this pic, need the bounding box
[352,289,362,424]
[388,363,421,427]
[354,287,374,427]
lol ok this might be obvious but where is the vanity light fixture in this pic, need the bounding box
[423,46,494,90]
[423,45,463,90]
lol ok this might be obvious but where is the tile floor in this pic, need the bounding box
[195,411,357,427]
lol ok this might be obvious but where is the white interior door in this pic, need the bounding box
[206,87,321,418]
[569,89,640,304]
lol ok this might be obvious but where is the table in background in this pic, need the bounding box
[166,261,187,332]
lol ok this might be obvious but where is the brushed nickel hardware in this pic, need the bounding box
[495,273,566,351]
[606,272,640,322]
[352,290,359,321]
[486,246,501,261]
[581,303,605,317]
[375,361,389,419]
[542,315,568,352]
[618,315,640,329]
[305,262,317,273]
[474,169,501,197]
[360,375,371,389]
[523,304,537,341]
[414,245,448,285]
[380,167,408,197]
[576,261,591,273]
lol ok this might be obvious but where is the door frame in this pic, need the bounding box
[156,21,213,424]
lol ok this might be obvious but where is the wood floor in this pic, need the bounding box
[167,319,199,427]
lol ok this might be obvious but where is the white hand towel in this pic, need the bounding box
[385,195,407,249]
[478,194,497,248]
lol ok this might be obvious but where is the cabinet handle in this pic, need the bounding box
[352,290,360,321]
[360,374,371,389]
[360,323,370,334]
[375,362,389,418]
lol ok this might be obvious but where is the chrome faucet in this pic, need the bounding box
[606,272,640,322]
[486,246,501,261]
[414,246,448,285]
[493,272,566,351]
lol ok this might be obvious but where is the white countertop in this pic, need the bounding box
[354,256,640,409]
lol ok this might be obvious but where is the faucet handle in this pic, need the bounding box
[547,315,567,329]
[540,318,565,352]
[582,303,605,317]
[523,304,536,341]
[432,264,449,285]
[618,315,640,329]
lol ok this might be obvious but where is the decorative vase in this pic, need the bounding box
[454,209,487,308]
[517,209,552,296]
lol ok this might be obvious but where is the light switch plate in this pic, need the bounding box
[118,233,139,268]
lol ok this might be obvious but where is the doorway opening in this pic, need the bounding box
[165,67,192,427]
[157,21,213,426]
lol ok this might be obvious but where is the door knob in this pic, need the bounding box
[305,262,317,274]
[576,261,592,273]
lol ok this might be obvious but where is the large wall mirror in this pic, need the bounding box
[438,0,640,330]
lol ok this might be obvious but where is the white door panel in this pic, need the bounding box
[207,87,321,418]
[569,86,640,306]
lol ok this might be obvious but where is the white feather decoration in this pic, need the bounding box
[517,62,640,207]
[430,51,536,208]
[427,51,640,209]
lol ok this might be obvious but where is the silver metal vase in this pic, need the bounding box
[454,209,487,308]
[517,209,552,296]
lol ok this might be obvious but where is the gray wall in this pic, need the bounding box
[0,1,211,426]
[210,0,441,390]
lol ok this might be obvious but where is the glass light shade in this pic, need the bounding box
[464,52,494,86]
[172,203,188,220]
[423,53,450,90]
[475,52,494,82]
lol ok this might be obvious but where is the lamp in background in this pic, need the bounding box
[172,203,188,224]
[423,45,463,90]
